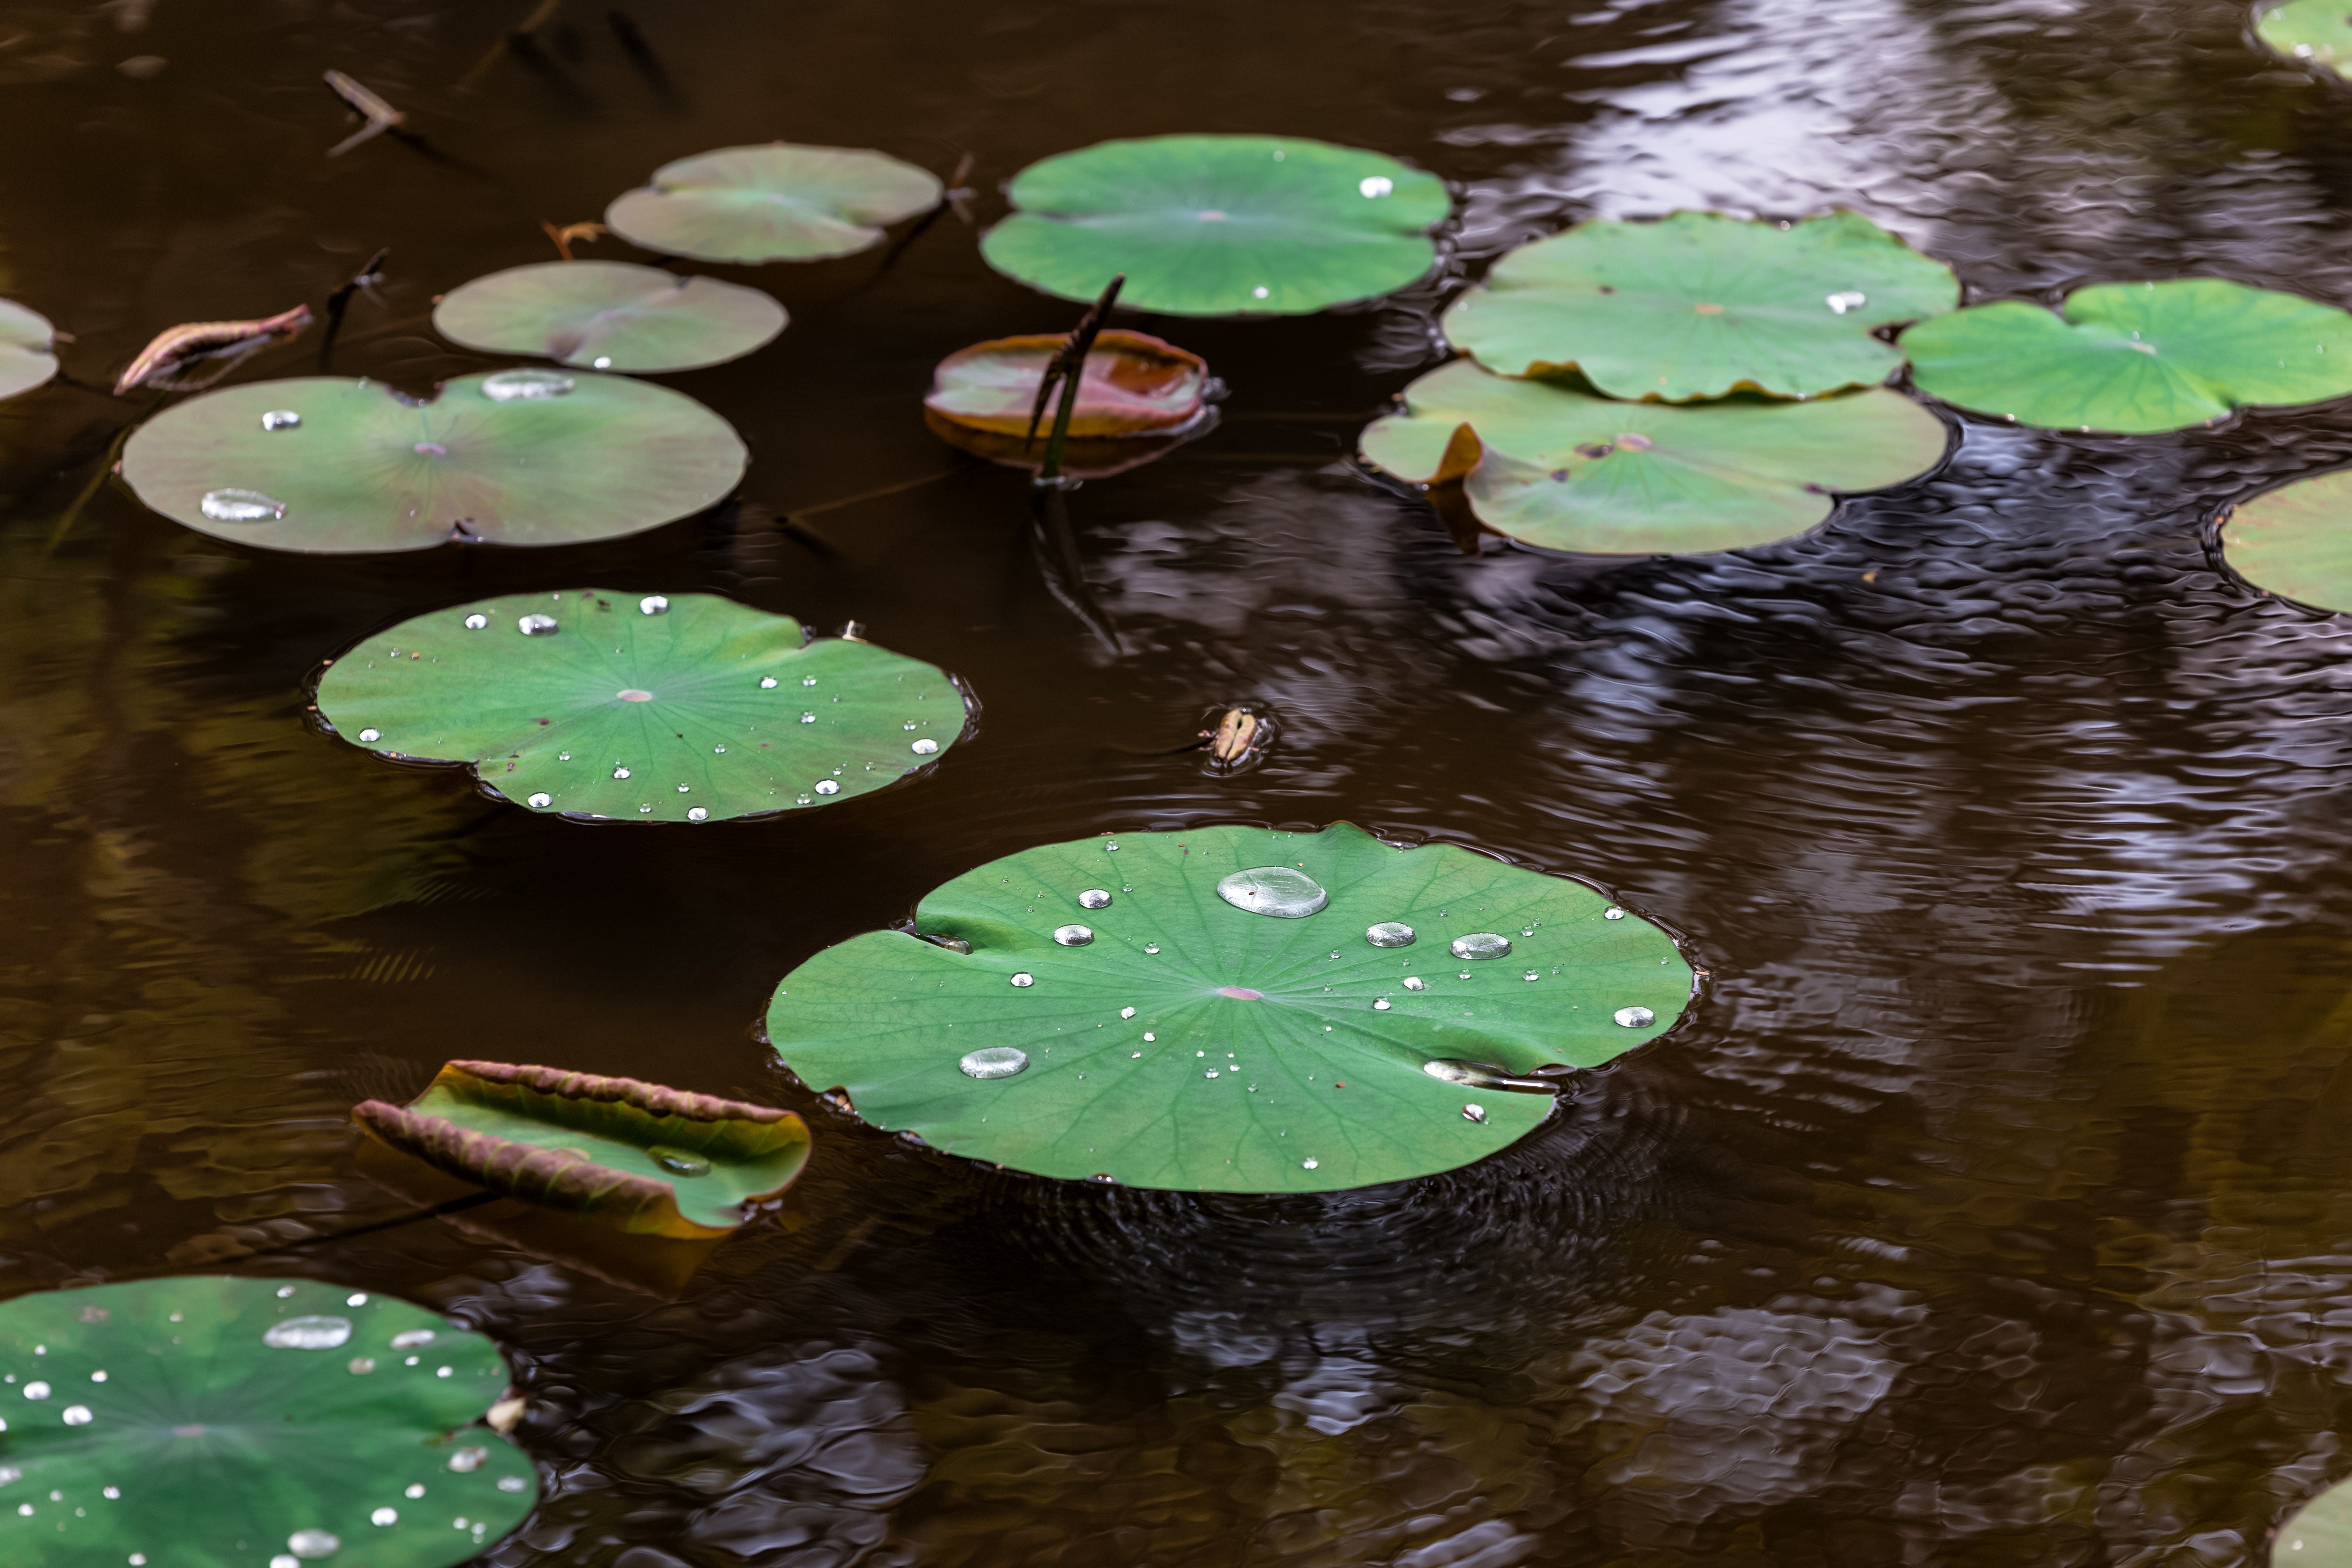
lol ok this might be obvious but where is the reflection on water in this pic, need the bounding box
[10,0,2352,1561]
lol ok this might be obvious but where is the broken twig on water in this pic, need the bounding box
[540,219,609,261]
[319,248,390,369]
[324,70,407,156]
[114,304,312,396]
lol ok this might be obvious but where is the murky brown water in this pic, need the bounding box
[8,0,2352,1562]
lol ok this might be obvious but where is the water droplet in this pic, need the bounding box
[390,1329,436,1350]
[357,728,381,743]
[911,738,940,755]
[759,676,779,689]
[797,794,813,805]
[262,1316,351,1350]
[960,1046,1029,1078]
[1053,924,1093,946]
[800,712,817,724]
[813,779,840,795]
[687,807,708,821]
[638,804,653,814]
[1216,865,1329,918]
[199,488,286,522]
[1301,1158,1319,1170]
[1077,889,1113,910]
[648,1146,711,1177]
[1365,921,1415,948]
[593,356,613,369]
[1252,286,1270,299]
[1105,841,1119,851]
[446,1447,486,1472]
[803,676,819,687]
[902,721,918,731]
[1824,290,1868,314]
[1144,943,1160,954]
[261,410,301,431]
[1205,1069,1220,1078]
[1008,972,1035,988]
[518,614,559,636]
[1523,970,1541,981]
[371,1508,398,1527]
[1119,1007,1137,1021]
[100,1485,115,1498]
[1520,927,1535,937]
[1603,907,1625,920]
[405,1485,425,1499]
[612,766,630,779]
[288,1531,340,1559]
[60,1404,91,1425]
[1462,1104,1487,1123]
[1373,998,1392,1011]
[348,1357,375,1374]
[481,369,575,401]
[274,1556,300,1568]
[526,792,553,809]
[1143,1032,1155,1040]
[1403,976,1425,990]
[675,783,690,793]
[497,1477,527,1493]
[1359,175,1394,197]
[1451,932,1511,960]
[464,613,489,630]
[638,595,670,615]
[87,1370,104,1382]
[1614,1005,1656,1028]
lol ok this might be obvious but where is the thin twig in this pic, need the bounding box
[324,70,406,156]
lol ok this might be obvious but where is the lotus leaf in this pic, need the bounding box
[121,372,745,552]
[314,590,965,823]
[353,1061,811,1237]
[981,134,1450,315]
[0,1275,535,1568]
[926,329,1207,436]
[2216,468,2352,612]
[431,261,786,372]
[1442,210,1959,401]
[2275,1474,2352,1564]
[0,299,58,401]
[1358,359,1947,555]
[1901,278,2352,433]
[2257,0,2352,77]
[764,823,1692,1193]
[604,143,944,264]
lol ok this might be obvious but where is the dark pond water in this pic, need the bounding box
[10,0,2352,1561]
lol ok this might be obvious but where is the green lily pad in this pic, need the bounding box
[979,134,1451,315]
[430,261,786,372]
[604,143,944,264]
[1358,359,1947,555]
[0,1275,535,1568]
[353,1060,811,1237]
[2257,0,2352,76]
[1441,210,1959,401]
[764,823,1692,1193]
[120,371,745,553]
[2216,468,2352,612]
[2275,1475,2352,1563]
[1900,278,2352,433]
[314,590,965,823]
[0,299,57,401]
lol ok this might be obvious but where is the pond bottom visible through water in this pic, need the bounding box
[10,0,2352,1563]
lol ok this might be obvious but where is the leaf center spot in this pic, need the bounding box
[617,689,655,702]
[1216,986,1264,1000]
[414,441,449,456]
[1197,210,1229,221]
[1693,302,1725,314]
[172,1424,207,1438]
[1616,433,1656,451]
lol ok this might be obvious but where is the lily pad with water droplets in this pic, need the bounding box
[2274,1472,2352,1563]
[0,299,58,401]
[120,371,746,552]
[980,134,1450,315]
[604,143,944,264]
[2217,468,2352,613]
[1358,358,1948,555]
[314,590,965,823]
[1441,210,1959,401]
[2257,0,2352,78]
[1901,278,2352,433]
[431,261,786,372]
[0,1275,535,1568]
[763,823,1692,1193]
[353,1061,810,1237]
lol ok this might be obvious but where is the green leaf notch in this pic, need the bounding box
[2275,1474,2352,1564]
[0,1275,535,1568]
[1440,210,1959,401]
[765,823,1692,1193]
[120,371,746,553]
[2257,0,2352,77]
[431,261,787,372]
[1359,359,1948,555]
[2217,469,2352,612]
[604,143,944,264]
[0,299,57,401]
[980,134,1451,315]
[353,1061,811,1237]
[1901,277,2352,433]
[314,589,966,823]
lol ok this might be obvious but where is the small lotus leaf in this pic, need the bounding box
[926,329,1208,436]
[605,143,944,264]
[2275,1473,2352,1563]
[980,134,1450,315]
[0,299,58,401]
[0,1275,535,1568]
[1442,210,1959,400]
[2257,0,2352,76]
[1901,278,2352,433]
[1359,359,1948,555]
[765,823,1692,1193]
[2217,468,2352,612]
[314,590,965,822]
[431,261,786,372]
[121,372,745,552]
[353,1061,811,1237]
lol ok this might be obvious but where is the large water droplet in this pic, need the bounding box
[813,779,840,795]
[1359,175,1394,197]
[1402,976,1426,991]
[1450,932,1511,960]
[517,614,559,636]
[1008,972,1035,988]
[911,738,940,755]
[481,369,575,401]
[1078,889,1112,910]
[20,1383,48,1400]
[1216,866,1329,918]
[638,595,669,615]
[960,1046,1029,1079]
[1053,924,1093,946]
[60,1404,89,1426]
[527,793,553,809]
[262,1316,352,1350]
[464,614,489,630]
[687,807,709,821]
[1614,1006,1656,1028]
[260,410,301,431]
[647,1146,710,1177]
[1119,1006,1136,1019]
[1603,907,1625,920]
[1365,921,1415,948]
[370,1508,398,1527]
[288,1532,340,1560]
[199,488,286,522]
[357,728,381,743]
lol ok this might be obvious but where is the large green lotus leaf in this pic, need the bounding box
[0,1275,535,1568]
[1358,358,1947,555]
[0,299,57,401]
[1901,279,2352,433]
[353,1060,812,1237]
[314,590,964,823]
[2217,468,2352,612]
[430,261,785,372]
[765,823,1692,1193]
[2275,1476,2352,1564]
[120,372,745,553]
[980,134,1451,315]
[604,143,944,264]
[2257,0,2352,76]
[1441,210,1959,401]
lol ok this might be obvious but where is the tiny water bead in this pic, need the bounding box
[1825,289,1869,314]
[1402,976,1426,990]
[960,1046,1030,1079]
[464,613,489,630]
[813,779,840,795]
[801,712,817,723]
[262,1316,352,1350]
[1360,175,1394,197]
[1373,998,1392,1011]
[638,595,669,615]
[518,614,558,636]
[804,677,819,686]
[1451,932,1511,960]
[647,1146,712,1177]
[357,728,381,743]
[1523,970,1540,981]
[1009,972,1035,987]
[1120,1006,1136,1019]
[1053,925,1094,946]
[1462,1104,1487,1123]
[1301,1158,1319,1170]
[260,409,301,431]
[1366,922,1415,947]
[288,1531,340,1558]
[1215,865,1330,917]
[759,676,779,688]
[371,1508,398,1527]
[612,766,631,779]
[1614,1005,1656,1027]
[480,368,575,401]
[199,487,286,522]
[911,738,940,755]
